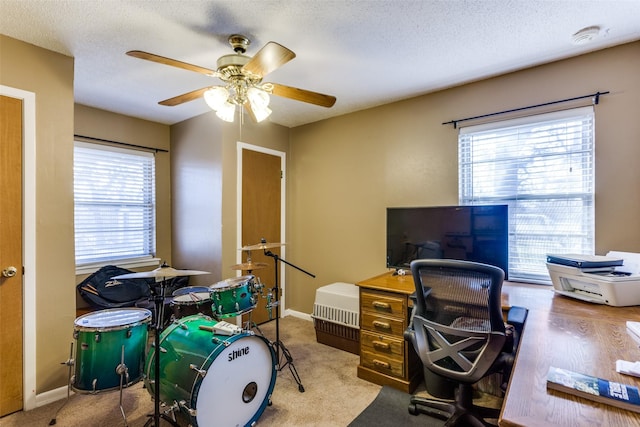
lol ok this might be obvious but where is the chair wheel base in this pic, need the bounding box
[408,403,419,416]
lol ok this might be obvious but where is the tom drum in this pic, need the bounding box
[170,286,213,319]
[209,275,257,318]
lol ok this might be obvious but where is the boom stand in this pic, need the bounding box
[144,279,179,427]
[263,249,315,393]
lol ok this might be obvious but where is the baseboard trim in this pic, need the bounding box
[35,386,74,408]
[282,309,312,321]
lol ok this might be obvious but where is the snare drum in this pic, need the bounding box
[171,286,212,319]
[209,275,257,318]
[144,314,276,427]
[73,308,151,393]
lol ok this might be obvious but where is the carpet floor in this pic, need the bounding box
[348,386,445,427]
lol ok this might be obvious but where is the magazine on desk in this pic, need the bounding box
[547,366,640,413]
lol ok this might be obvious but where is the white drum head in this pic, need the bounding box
[195,335,275,426]
[74,308,151,329]
[172,292,210,303]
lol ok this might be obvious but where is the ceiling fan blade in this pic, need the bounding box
[159,87,210,106]
[269,83,336,108]
[127,50,219,77]
[242,42,296,78]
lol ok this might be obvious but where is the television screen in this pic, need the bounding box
[386,205,508,277]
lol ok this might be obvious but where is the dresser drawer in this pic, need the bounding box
[360,330,404,358]
[360,349,404,378]
[361,312,406,336]
[361,290,406,318]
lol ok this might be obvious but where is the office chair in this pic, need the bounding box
[405,259,521,427]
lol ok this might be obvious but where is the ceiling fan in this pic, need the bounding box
[126,34,337,122]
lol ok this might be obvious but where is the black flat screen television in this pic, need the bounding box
[386,205,508,278]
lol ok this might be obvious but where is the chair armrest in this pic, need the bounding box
[505,306,528,355]
[506,306,528,336]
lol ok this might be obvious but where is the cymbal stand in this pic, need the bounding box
[49,343,75,425]
[263,248,315,393]
[144,278,180,427]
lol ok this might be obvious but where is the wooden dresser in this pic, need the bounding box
[356,272,423,393]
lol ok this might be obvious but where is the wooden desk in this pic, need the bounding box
[500,281,640,427]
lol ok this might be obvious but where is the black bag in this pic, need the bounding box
[77,265,153,309]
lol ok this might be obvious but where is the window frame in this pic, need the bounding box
[73,140,159,274]
[458,106,595,284]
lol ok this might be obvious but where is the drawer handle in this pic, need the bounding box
[373,359,390,369]
[372,301,390,310]
[372,320,391,330]
[373,340,390,350]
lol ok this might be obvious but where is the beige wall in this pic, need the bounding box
[1,35,75,393]
[170,112,224,284]
[171,109,289,287]
[287,41,640,314]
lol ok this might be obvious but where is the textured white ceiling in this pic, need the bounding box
[1,0,639,128]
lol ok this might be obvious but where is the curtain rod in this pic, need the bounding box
[442,90,610,129]
[74,134,169,153]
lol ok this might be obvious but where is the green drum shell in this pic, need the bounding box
[145,314,276,427]
[209,275,257,318]
[73,308,151,393]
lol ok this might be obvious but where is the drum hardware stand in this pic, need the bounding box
[262,242,315,393]
[116,345,131,426]
[49,343,75,425]
[110,264,209,427]
[144,276,180,427]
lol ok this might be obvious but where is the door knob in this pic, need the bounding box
[2,266,17,278]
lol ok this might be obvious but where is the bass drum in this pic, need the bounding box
[145,314,276,427]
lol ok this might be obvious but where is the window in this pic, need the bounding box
[74,141,156,271]
[458,106,594,283]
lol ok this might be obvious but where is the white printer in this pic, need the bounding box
[546,251,640,306]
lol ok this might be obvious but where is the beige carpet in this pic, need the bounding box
[0,316,384,427]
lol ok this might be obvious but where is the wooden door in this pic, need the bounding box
[241,148,282,325]
[0,95,24,416]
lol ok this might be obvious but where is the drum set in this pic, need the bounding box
[53,250,300,427]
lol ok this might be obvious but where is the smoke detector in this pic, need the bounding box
[571,26,601,45]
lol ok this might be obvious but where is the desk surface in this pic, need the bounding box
[501,281,640,427]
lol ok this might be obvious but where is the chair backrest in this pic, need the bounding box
[410,259,506,383]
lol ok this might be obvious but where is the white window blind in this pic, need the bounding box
[458,106,595,283]
[74,141,156,267]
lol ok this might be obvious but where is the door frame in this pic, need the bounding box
[1,85,37,410]
[236,141,287,313]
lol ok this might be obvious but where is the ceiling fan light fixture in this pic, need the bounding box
[131,34,335,124]
[247,87,270,108]
[215,101,236,122]
[204,86,229,111]
[252,105,272,122]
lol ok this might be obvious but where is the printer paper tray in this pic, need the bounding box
[554,289,605,304]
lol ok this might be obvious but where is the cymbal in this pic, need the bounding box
[230,262,269,271]
[112,266,210,279]
[241,242,286,251]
